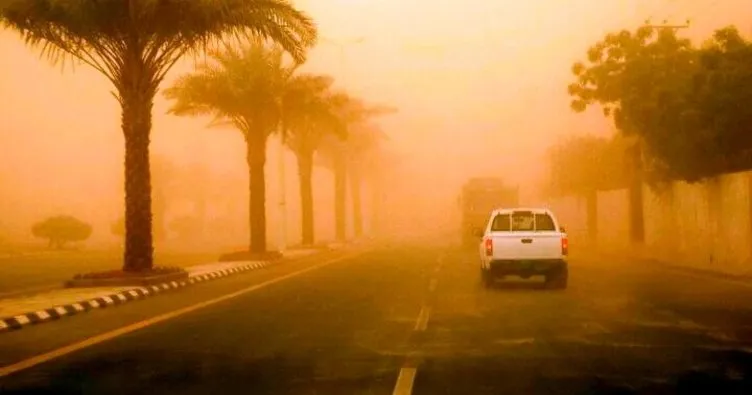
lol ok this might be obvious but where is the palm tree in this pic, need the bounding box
[164,43,292,255]
[317,101,396,241]
[346,123,388,238]
[282,74,346,246]
[0,0,316,271]
[316,135,348,242]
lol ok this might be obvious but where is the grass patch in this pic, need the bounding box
[73,266,186,280]
[66,266,189,288]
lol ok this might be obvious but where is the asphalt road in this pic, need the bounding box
[1,243,752,394]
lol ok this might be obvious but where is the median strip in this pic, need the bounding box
[0,253,361,378]
[0,261,271,334]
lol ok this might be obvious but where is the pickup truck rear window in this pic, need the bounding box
[534,213,556,231]
[490,214,511,231]
[490,211,556,232]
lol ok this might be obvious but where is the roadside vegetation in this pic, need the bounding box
[0,1,396,279]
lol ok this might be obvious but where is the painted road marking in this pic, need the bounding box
[414,307,431,332]
[392,367,417,395]
[428,278,438,292]
[393,254,443,394]
[0,252,363,378]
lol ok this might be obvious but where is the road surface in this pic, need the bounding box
[1,243,752,394]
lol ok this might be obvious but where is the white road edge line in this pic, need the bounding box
[392,367,417,395]
[0,252,363,378]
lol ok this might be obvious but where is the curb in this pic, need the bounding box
[0,260,271,334]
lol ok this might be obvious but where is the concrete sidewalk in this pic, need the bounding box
[0,247,328,333]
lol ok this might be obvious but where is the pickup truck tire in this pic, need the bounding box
[545,266,568,289]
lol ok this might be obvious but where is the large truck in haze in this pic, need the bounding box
[459,178,519,247]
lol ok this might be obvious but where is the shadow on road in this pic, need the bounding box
[485,280,549,292]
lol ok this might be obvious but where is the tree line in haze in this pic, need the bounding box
[0,0,396,271]
[550,24,752,197]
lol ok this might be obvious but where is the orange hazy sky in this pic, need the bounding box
[1,0,750,241]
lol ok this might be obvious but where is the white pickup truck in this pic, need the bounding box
[476,208,568,289]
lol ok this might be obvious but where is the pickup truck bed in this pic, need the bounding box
[478,208,568,289]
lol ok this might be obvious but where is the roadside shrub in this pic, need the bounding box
[32,215,92,249]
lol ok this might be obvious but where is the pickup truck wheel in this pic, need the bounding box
[546,267,568,289]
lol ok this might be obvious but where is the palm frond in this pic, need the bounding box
[164,40,290,137]
[0,0,317,93]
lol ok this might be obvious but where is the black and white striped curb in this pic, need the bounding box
[0,261,271,333]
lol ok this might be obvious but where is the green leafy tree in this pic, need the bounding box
[164,43,292,254]
[546,134,631,197]
[568,26,696,182]
[282,74,347,245]
[1,0,316,271]
[547,134,634,239]
[569,25,752,182]
[32,215,92,249]
[691,27,752,176]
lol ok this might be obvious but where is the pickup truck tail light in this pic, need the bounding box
[484,238,493,256]
[561,236,569,256]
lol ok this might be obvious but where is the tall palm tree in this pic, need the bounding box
[316,135,349,242]
[346,123,388,238]
[282,74,346,245]
[164,43,291,255]
[317,101,396,241]
[0,0,316,271]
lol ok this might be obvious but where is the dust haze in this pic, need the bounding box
[0,0,748,251]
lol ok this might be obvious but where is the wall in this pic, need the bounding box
[642,172,752,275]
[548,170,752,276]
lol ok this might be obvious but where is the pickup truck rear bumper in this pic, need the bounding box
[487,259,566,277]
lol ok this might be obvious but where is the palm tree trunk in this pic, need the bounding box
[334,155,347,242]
[297,150,315,245]
[122,90,154,272]
[246,133,268,254]
[350,168,363,238]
